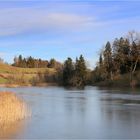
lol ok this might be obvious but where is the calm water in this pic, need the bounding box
[0,86,140,139]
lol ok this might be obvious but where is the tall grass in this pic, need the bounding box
[0,92,29,124]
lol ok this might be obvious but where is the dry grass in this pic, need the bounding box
[0,62,55,74]
[0,62,56,84]
[0,92,29,125]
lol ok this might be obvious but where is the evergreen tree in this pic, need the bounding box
[103,41,113,80]
[63,57,74,86]
[18,55,23,67]
[48,59,56,68]
[74,55,87,87]
[27,56,34,68]
[99,53,103,66]
[113,37,130,74]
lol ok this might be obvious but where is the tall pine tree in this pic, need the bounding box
[63,57,74,86]
[74,55,87,87]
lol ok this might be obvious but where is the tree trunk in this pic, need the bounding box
[130,57,139,88]
[132,57,139,74]
[130,64,133,87]
[110,71,113,80]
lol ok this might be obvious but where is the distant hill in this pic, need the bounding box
[0,62,56,85]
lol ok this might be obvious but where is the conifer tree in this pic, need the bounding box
[63,57,74,86]
[74,55,87,87]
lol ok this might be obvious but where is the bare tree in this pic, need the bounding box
[127,31,140,86]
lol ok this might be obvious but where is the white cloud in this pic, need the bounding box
[0,4,139,36]
[0,52,6,57]
[46,13,94,28]
[0,7,95,36]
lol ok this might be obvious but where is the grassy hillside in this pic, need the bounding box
[0,62,56,84]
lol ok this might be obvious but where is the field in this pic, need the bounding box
[0,62,56,85]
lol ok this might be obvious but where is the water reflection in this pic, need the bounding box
[0,87,140,139]
[0,120,26,139]
[99,91,140,138]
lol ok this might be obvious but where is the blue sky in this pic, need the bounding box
[0,0,140,68]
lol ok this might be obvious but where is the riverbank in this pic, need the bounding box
[0,82,58,88]
[93,79,140,88]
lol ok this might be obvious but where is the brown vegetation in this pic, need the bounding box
[0,92,28,125]
[93,31,140,87]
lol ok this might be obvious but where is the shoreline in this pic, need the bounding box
[0,83,58,88]
[0,82,139,88]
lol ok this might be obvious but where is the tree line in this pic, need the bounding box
[12,55,62,69]
[93,31,140,87]
[10,31,140,87]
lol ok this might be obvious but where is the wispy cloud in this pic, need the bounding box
[0,7,95,36]
[0,1,138,37]
[0,1,140,65]
[0,4,139,37]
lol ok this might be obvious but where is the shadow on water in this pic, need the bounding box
[97,86,140,95]
[64,86,85,91]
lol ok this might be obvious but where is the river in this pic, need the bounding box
[0,86,140,139]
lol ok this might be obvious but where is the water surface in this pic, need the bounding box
[0,86,140,139]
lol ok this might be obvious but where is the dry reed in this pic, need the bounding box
[0,91,29,125]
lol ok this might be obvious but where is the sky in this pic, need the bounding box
[0,0,140,68]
